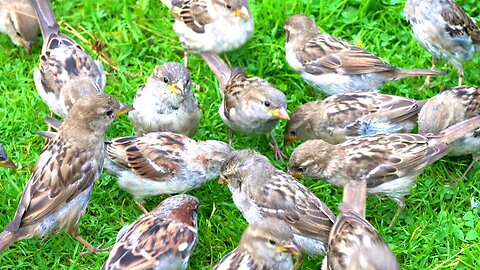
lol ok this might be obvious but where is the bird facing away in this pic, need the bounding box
[0,93,132,254]
[0,144,15,168]
[285,92,424,146]
[129,62,201,137]
[220,149,336,256]
[405,0,480,88]
[102,194,199,270]
[284,14,445,95]
[212,217,301,270]
[30,0,106,117]
[419,85,480,178]
[324,180,400,270]
[0,0,39,52]
[288,115,480,226]
[103,132,233,213]
[160,0,254,66]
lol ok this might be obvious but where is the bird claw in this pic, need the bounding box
[269,143,287,163]
[79,242,111,257]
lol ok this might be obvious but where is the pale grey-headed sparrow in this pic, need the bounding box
[0,0,39,52]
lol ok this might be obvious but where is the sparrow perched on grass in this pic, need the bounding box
[324,180,399,270]
[102,194,199,270]
[284,14,445,95]
[212,217,301,270]
[0,144,15,168]
[104,132,233,213]
[405,0,480,88]
[0,93,132,254]
[0,0,39,52]
[160,0,254,66]
[288,115,480,226]
[419,86,480,178]
[30,0,106,117]
[220,149,336,256]
[128,62,201,137]
[285,92,424,146]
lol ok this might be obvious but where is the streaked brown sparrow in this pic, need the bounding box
[0,0,39,52]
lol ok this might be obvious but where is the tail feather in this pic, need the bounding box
[438,115,480,144]
[394,68,446,79]
[0,230,20,253]
[200,52,232,92]
[341,180,367,218]
[29,0,59,38]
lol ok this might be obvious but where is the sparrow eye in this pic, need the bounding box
[186,79,190,85]
[105,109,114,116]
[16,31,21,37]
[297,167,304,172]
[263,100,271,107]
[226,4,233,10]
[268,239,277,245]
[162,76,169,83]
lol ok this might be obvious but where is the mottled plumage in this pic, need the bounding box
[102,195,199,270]
[0,0,39,52]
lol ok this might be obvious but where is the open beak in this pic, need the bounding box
[233,6,250,19]
[218,175,228,185]
[167,82,182,94]
[269,108,290,120]
[276,242,301,256]
[284,134,298,146]
[115,103,134,117]
[0,160,15,169]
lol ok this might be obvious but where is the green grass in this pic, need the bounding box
[1,0,480,269]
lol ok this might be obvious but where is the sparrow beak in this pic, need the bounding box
[288,171,302,179]
[0,160,15,169]
[233,6,250,19]
[19,38,32,54]
[116,103,134,117]
[218,175,228,185]
[269,108,290,120]
[167,82,182,94]
[276,242,301,256]
[284,134,298,146]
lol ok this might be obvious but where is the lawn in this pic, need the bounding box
[1,0,480,269]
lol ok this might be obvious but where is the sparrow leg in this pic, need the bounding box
[135,200,149,214]
[418,58,438,91]
[183,51,189,67]
[389,197,405,227]
[228,129,233,145]
[70,230,109,256]
[293,254,304,270]
[269,132,287,163]
[448,155,479,183]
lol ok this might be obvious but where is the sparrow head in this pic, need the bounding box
[0,144,15,169]
[284,14,319,43]
[198,140,234,179]
[151,62,192,96]
[219,0,251,20]
[241,218,300,263]
[288,139,334,179]
[152,194,200,228]
[284,103,316,146]
[7,4,39,53]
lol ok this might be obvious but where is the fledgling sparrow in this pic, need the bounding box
[285,92,424,146]
[0,93,132,253]
[419,86,480,178]
[284,14,445,95]
[324,180,400,270]
[405,0,480,88]
[220,68,289,161]
[103,131,233,213]
[160,0,254,66]
[288,115,480,226]
[128,62,201,137]
[212,217,301,270]
[0,0,39,52]
[102,194,199,270]
[30,0,106,117]
[219,149,336,256]
[0,143,15,168]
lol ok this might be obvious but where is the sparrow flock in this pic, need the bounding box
[0,0,479,269]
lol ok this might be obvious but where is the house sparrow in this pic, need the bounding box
[0,143,15,168]
[324,180,400,270]
[30,0,106,117]
[0,0,39,52]
[419,86,480,178]
[288,115,480,226]
[219,149,336,256]
[102,194,199,270]
[284,14,445,95]
[160,0,253,66]
[405,0,480,88]
[0,93,132,253]
[285,92,424,146]
[128,62,201,137]
[212,217,301,270]
[103,132,233,213]
[220,68,289,161]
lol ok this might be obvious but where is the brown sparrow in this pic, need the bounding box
[405,0,480,88]
[285,92,424,146]
[102,194,199,270]
[419,85,480,178]
[128,62,201,137]
[220,149,336,256]
[104,131,233,213]
[0,0,39,52]
[0,93,132,253]
[288,115,480,226]
[30,0,106,117]
[212,217,301,270]
[160,0,253,66]
[325,180,400,270]
[284,14,445,95]
[0,143,15,168]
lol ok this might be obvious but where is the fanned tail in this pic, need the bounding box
[438,115,480,144]
[201,52,232,92]
[394,68,446,79]
[29,0,59,39]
